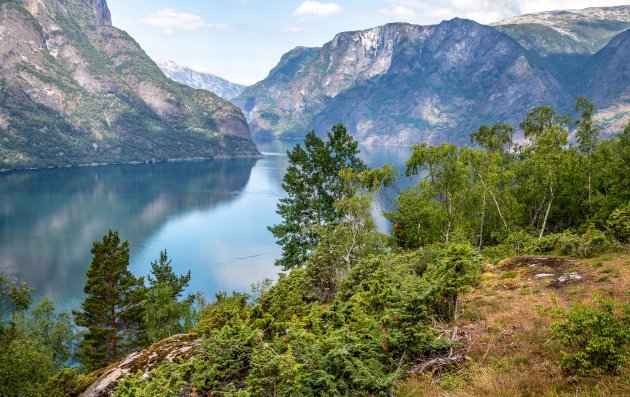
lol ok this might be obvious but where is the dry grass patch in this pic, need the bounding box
[397,251,630,397]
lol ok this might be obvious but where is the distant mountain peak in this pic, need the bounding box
[156,60,246,101]
[494,5,630,26]
[493,5,630,55]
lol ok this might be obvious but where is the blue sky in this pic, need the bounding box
[107,0,629,85]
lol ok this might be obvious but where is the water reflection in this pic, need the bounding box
[0,160,263,309]
[0,141,413,310]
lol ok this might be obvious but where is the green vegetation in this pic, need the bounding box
[0,100,629,396]
[73,231,148,371]
[0,0,258,170]
[390,98,630,258]
[268,124,367,270]
[552,298,630,375]
[143,250,194,343]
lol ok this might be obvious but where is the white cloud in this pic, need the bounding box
[378,5,416,21]
[293,1,342,18]
[142,9,230,34]
[381,0,629,25]
[281,27,302,33]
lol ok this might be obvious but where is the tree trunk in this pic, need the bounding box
[538,184,554,240]
[588,169,592,206]
[479,193,486,249]
[445,192,452,244]
[477,172,508,230]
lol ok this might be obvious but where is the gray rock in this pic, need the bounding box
[558,272,583,283]
[80,334,200,397]
[235,6,630,144]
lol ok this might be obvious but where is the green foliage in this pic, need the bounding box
[120,245,470,396]
[73,230,147,371]
[14,298,79,370]
[484,225,621,259]
[470,122,514,152]
[46,368,96,397]
[268,124,367,270]
[390,99,630,252]
[0,273,33,327]
[607,202,630,242]
[388,186,447,249]
[552,298,630,375]
[257,270,314,326]
[144,250,193,343]
[420,243,482,320]
[196,293,250,336]
[575,97,599,156]
[114,363,191,397]
[405,142,471,244]
[304,191,387,302]
[0,330,53,397]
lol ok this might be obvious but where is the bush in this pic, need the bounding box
[420,243,482,320]
[607,202,630,242]
[196,293,250,336]
[47,368,95,397]
[499,226,621,258]
[551,298,630,375]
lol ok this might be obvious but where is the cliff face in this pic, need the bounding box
[235,8,630,144]
[579,29,630,133]
[236,20,567,144]
[0,0,258,170]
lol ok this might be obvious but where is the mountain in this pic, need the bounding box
[235,19,568,144]
[493,6,630,57]
[493,6,630,88]
[235,6,630,144]
[579,28,630,133]
[157,60,246,101]
[0,0,258,171]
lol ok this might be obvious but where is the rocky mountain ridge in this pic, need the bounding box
[235,6,630,144]
[493,5,630,56]
[157,60,246,101]
[236,19,568,144]
[0,0,259,171]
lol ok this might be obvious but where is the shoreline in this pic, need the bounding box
[0,152,266,174]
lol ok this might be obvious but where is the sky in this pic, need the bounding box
[106,0,630,85]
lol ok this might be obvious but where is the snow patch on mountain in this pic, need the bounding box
[157,60,246,101]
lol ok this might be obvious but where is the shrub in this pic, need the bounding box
[47,368,96,397]
[607,202,630,242]
[551,298,630,375]
[421,243,482,320]
[196,293,250,336]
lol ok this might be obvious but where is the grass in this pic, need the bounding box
[396,250,630,397]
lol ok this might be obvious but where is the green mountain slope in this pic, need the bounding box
[0,0,259,170]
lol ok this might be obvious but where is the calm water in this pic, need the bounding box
[0,140,412,310]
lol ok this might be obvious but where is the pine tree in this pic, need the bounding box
[268,124,366,270]
[73,230,146,371]
[143,250,193,342]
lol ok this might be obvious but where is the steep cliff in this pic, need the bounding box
[0,0,259,170]
[236,19,567,144]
